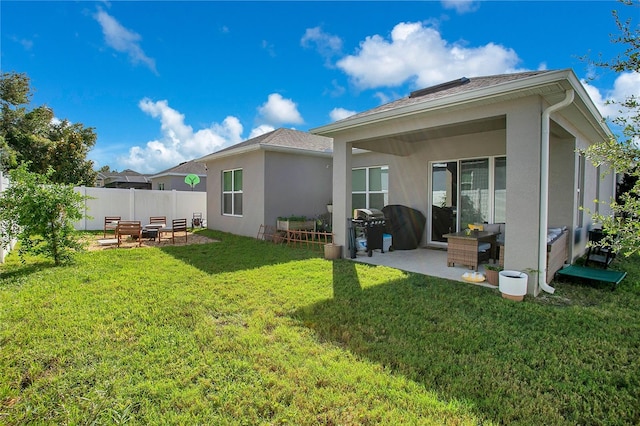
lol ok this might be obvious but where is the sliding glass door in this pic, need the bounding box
[431,162,457,242]
[430,157,505,243]
[459,158,489,230]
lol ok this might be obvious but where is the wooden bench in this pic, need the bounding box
[104,216,121,238]
[116,221,142,247]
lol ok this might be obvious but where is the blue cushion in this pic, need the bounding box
[478,242,491,252]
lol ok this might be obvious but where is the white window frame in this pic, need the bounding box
[222,168,243,217]
[352,165,389,210]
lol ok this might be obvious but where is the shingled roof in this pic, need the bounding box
[332,71,550,124]
[197,128,333,162]
[150,160,206,178]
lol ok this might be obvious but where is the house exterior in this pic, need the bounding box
[149,160,207,192]
[197,128,333,238]
[312,69,615,297]
[102,169,152,190]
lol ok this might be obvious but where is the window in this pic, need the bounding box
[352,166,388,211]
[222,169,243,216]
[158,183,165,190]
[494,157,507,223]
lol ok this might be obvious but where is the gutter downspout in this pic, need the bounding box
[539,89,574,294]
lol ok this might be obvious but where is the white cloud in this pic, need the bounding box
[336,21,523,89]
[324,79,346,98]
[583,72,640,123]
[441,0,481,14]
[118,99,243,173]
[10,35,34,50]
[94,9,157,74]
[257,93,304,126]
[249,124,275,139]
[261,39,276,57]
[301,26,343,64]
[329,107,357,122]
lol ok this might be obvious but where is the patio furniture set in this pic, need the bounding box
[103,216,190,247]
[443,224,570,284]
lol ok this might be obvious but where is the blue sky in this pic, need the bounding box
[2,1,638,174]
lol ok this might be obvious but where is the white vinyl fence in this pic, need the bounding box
[0,171,17,263]
[74,187,207,231]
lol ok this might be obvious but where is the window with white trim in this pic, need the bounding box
[352,166,388,211]
[222,168,243,216]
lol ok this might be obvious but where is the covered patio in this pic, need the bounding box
[349,247,500,289]
[313,69,614,297]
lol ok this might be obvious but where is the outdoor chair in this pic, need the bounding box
[585,229,616,268]
[104,216,121,238]
[161,218,188,244]
[149,216,166,226]
[192,212,203,229]
[116,221,142,247]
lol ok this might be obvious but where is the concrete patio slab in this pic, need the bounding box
[349,247,499,290]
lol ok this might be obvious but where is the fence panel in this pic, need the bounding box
[0,171,16,263]
[74,187,207,231]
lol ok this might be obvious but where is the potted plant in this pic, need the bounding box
[484,264,503,286]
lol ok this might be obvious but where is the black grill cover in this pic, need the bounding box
[382,205,426,250]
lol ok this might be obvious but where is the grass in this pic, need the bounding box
[1,229,639,425]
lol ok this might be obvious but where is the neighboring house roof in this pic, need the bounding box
[149,160,207,179]
[312,69,611,142]
[103,169,152,188]
[196,128,333,162]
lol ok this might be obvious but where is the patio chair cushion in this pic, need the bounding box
[478,242,492,252]
[484,223,504,243]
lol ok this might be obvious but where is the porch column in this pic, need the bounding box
[505,99,543,295]
[333,137,352,256]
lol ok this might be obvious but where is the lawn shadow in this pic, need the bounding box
[0,261,56,287]
[294,266,504,420]
[291,261,631,425]
[331,258,362,299]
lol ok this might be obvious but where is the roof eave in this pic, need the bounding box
[196,144,262,162]
[311,69,611,139]
[148,172,207,179]
[197,143,332,163]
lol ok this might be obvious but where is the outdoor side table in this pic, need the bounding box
[443,230,498,271]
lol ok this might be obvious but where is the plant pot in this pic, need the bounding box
[324,244,342,260]
[485,269,500,286]
[499,270,528,301]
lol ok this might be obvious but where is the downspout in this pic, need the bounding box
[539,89,574,294]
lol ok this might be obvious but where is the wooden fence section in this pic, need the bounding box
[257,225,333,252]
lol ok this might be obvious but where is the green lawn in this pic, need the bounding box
[1,230,639,425]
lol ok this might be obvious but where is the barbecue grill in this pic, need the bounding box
[349,208,386,258]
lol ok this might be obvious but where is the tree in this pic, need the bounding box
[0,71,98,185]
[583,0,639,256]
[0,164,89,265]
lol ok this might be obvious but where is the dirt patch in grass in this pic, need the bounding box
[85,232,218,251]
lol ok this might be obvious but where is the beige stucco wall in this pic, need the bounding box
[205,149,265,238]
[264,151,333,228]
